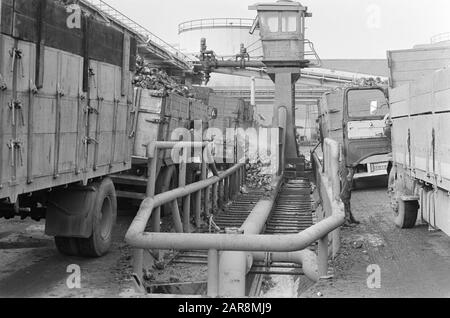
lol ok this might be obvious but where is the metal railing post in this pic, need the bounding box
[224,177,229,204]
[212,182,218,213]
[202,147,208,217]
[318,235,329,277]
[218,179,224,209]
[183,194,191,232]
[195,190,202,227]
[207,249,219,297]
[171,200,184,233]
[179,146,189,232]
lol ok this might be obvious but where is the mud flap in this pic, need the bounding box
[45,187,97,238]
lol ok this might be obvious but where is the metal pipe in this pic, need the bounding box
[126,202,344,252]
[127,164,244,237]
[252,250,319,282]
[171,200,184,233]
[147,141,209,158]
[218,177,281,297]
[250,76,256,106]
[207,250,219,297]
[240,177,282,234]
[218,251,248,297]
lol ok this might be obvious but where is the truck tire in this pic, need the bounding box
[55,237,80,256]
[395,199,419,229]
[78,178,117,257]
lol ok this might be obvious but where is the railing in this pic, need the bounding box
[312,139,344,260]
[431,32,450,44]
[304,39,322,68]
[179,18,255,34]
[126,141,246,293]
[126,136,345,296]
[80,0,196,68]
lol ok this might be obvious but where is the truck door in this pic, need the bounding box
[343,87,391,167]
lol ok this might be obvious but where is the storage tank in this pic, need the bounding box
[178,18,266,87]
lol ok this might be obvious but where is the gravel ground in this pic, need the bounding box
[301,177,450,298]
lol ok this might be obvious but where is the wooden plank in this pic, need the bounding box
[122,32,130,96]
[389,46,450,88]
[391,59,450,73]
[433,66,450,92]
[389,47,450,62]
[389,84,410,104]
[1,0,13,36]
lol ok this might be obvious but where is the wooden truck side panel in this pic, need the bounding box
[133,91,191,159]
[0,1,135,203]
[318,91,345,144]
[390,67,450,190]
[390,67,450,235]
[388,46,450,88]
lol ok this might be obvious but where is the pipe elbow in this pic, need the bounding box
[125,197,156,244]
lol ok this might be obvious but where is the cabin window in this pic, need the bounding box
[281,13,298,32]
[347,89,388,118]
[262,13,279,33]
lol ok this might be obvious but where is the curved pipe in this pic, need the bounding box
[126,203,344,253]
[126,164,245,236]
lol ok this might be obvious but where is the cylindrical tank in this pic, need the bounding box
[179,18,266,87]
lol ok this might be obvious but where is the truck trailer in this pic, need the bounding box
[0,0,255,258]
[388,66,450,236]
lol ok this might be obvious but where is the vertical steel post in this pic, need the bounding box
[202,147,208,216]
[212,182,218,213]
[318,235,329,278]
[179,146,189,232]
[219,251,247,297]
[218,179,224,209]
[133,154,157,285]
[183,194,191,232]
[207,249,219,297]
[224,177,229,204]
[171,200,184,233]
[195,189,202,227]
[250,76,256,107]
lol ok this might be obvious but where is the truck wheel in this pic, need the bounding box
[78,178,117,257]
[55,237,80,256]
[395,198,419,229]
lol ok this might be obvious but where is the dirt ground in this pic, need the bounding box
[0,208,211,298]
[302,177,450,298]
[0,214,136,298]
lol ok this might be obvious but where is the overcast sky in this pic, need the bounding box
[106,0,450,59]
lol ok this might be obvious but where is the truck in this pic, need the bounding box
[317,86,391,183]
[388,66,450,235]
[112,88,253,203]
[0,0,138,257]
[0,0,255,258]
